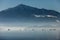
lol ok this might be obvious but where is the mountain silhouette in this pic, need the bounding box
[0,4,60,23]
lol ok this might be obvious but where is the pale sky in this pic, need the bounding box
[0,0,60,12]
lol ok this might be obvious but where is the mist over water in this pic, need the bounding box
[0,20,60,40]
[0,26,60,40]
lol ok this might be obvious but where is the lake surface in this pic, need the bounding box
[0,27,60,40]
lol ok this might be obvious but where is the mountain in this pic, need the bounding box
[0,4,60,23]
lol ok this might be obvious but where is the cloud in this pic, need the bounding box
[34,14,57,18]
[34,15,41,17]
[56,20,60,23]
[46,15,57,18]
[34,15,45,18]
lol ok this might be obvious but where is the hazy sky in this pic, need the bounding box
[0,0,60,12]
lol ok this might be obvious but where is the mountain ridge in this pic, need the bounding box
[0,4,60,22]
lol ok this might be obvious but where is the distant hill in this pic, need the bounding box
[0,4,60,23]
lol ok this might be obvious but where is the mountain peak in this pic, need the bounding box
[16,4,29,7]
[19,4,27,6]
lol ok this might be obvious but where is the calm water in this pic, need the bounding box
[0,28,60,40]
